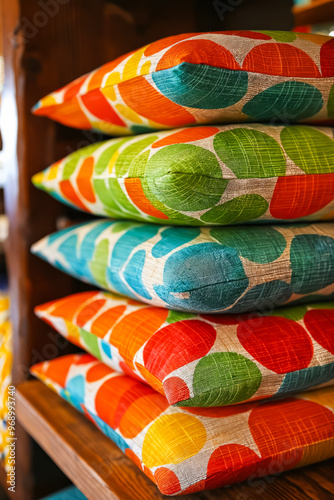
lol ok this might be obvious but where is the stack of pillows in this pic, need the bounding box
[30,31,334,495]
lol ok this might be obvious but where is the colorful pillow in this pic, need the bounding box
[35,291,334,407]
[31,353,334,496]
[32,124,334,226]
[32,31,334,135]
[31,220,334,314]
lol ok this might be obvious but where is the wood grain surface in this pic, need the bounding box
[293,0,334,26]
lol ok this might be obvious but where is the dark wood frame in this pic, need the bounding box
[293,0,334,26]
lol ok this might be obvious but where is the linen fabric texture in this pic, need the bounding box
[35,291,334,407]
[32,31,334,135]
[31,353,334,496]
[31,220,334,314]
[32,124,334,226]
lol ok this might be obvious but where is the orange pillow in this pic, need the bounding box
[31,353,334,496]
[33,31,334,135]
[35,291,334,407]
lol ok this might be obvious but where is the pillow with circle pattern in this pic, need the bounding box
[31,353,334,496]
[31,219,334,314]
[35,291,334,407]
[32,31,334,135]
[32,124,334,226]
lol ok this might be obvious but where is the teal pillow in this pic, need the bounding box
[32,220,334,314]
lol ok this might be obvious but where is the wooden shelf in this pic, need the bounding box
[293,0,334,26]
[17,380,334,500]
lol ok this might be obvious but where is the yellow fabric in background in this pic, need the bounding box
[0,296,12,471]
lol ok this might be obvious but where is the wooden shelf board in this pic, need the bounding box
[293,0,334,26]
[16,380,334,500]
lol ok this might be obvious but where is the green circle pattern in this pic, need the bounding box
[143,144,227,211]
[213,128,286,179]
[179,352,262,407]
[200,194,268,224]
[280,126,334,174]
[210,226,287,263]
